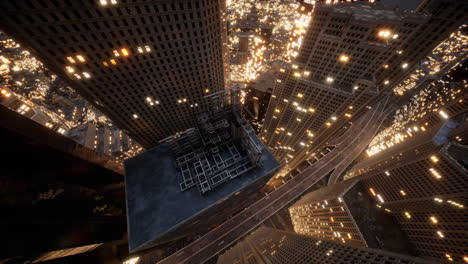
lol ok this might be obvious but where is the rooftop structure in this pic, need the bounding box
[0,0,227,148]
[162,88,265,194]
[124,87,280,252]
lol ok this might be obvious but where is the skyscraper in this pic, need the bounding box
[261,2,427,164]
[260,0,467,171]
[342,122,468,263]
[0,0,227,148]
[289,179,412,254]
[218,226,436,264]
[124,88,280,252]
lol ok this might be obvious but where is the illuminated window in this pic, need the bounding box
[384,80,389,85]
[338,54,349,63]
[121,48,130,56]
[99,0,108,6]
[445,254,453,262]
[102,61,109,67]
[137,47,144,53]
[294,72,301,78]
[404,212,411,219]
[331,116,337,121]
[377,29,392,39]
[300,142,305,146]
[400,190,406,196]
[76,55,85,62]
[123,257,140,264]
[297,93,303,98]
[132,114,138,119]
[383,64,389,69]
[204,89,210,93]
[353,86,358,90]
[110,59,117,65]
[82,72,91,79]
[392,34,399,39]
[430,216,438,224]
[287,132,292,136]
[430,155,439,163]
[304,71,310,76]
[1,89,11,97]
[437,230,444,238]
[17,104,30,114]
[385,171,390,176]
[326,77,334,83]
[439,110,449,119]
[274,109,281,113]
[308,108,315,113]
[325,122,331,127]
[66,66,75,73]
[67,57,76,63]
[113,50,120,57]
[292,64,298,69]
[429,168,442,179]
[401,62,408,69]
[57,127,66,134]
[145,45,151,52]
[377,194,384,203]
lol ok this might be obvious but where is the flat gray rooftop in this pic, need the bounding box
[124,138,279,252]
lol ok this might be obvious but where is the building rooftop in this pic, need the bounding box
[124,89,280,252]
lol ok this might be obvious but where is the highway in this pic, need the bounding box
[141,96,390,264]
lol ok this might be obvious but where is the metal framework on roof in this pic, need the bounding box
[165,86,264,194]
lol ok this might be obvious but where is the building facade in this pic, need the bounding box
[0,0,227,148]
[260,0,467,171]
[343,121,468,263]
[261,2,428,164]
[289,179,412,254]
[217,226,436,264]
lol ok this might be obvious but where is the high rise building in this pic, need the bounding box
[218,226,435,264]
[261,2,427,164]
[124,88,280,252]
[289,179,412,254]
[260,0,467,170]
[341,121,468,263]
[0,0,227,148]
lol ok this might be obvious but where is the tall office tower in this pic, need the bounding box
[0,0,227,148]
[374,0,468,88]
[260,0,467,170]
[340,123,468,263]
[124,88,280,252]
[289,179,412,254]
[261,2,428,165]
[218,226,435,264]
